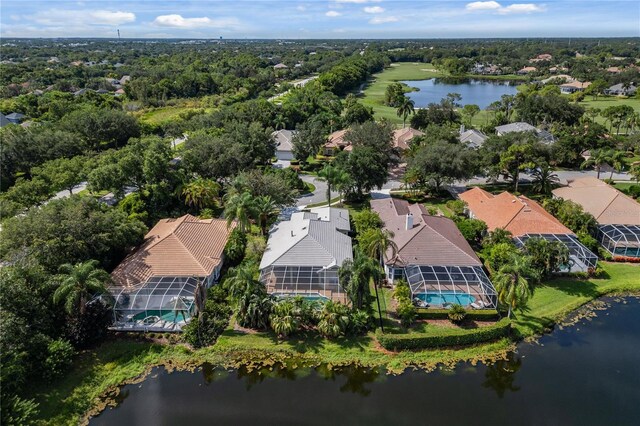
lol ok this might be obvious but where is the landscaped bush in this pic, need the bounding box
[393,280,416,328]
[415,309,499,320]
[182,285,232,348]
[44,339,75,381]
[447,304,467,324]
[376,318,511,351]
[445,199,466,216]
[625,185,640,199]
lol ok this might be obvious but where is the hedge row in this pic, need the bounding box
[415,309,499,321]
[376,318,511,351]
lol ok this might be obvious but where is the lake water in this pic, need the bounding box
[403,78,520,109]
[92,297,640,425]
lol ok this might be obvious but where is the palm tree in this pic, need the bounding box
[254,195,279,236]
[223,191,256,233]
[317,164,348,206]
[53,260,111,316]
[358,228,398,331]
[580,149,612,179]
[339,251,383,311]
[609,150,627,180]
[531,163,560,194]
[396,96,415,128]
[182,178,220,210]
[492,254,538,318]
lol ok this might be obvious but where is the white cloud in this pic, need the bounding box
[466,2,546,14]
[153,14,238,29]
[335,0,378,3]
[89,10,136,25]
[466,1,501,11]
[498,4,547,14]
[369,16,399,24]
[326,11,342,17]
[296,5,306,11]
[364,6,384,14]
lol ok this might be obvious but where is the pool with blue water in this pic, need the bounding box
[415,292,476,306]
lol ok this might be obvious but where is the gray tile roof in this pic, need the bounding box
[495,122,538,134]
[259,207,352,269]
[271,129,297,152]
[459,129,488,148]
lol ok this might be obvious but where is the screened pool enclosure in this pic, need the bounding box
[404,265,497,309]
[108,277,205,332]
[259,265,346,303]
[513,233,598,272]
[598,225,640,258]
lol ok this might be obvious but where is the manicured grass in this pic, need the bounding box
[359,62,442,124]
[513,262,640,338]
[579,96,640,114]
[138,102,213,125]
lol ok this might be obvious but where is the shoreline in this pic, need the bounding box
[65,286,638,424]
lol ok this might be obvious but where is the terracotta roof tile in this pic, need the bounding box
[111,215,234,288]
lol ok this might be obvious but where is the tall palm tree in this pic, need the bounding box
[223,191,256,233]
[580,149,612,179]
[53,260,112,316]
[396,96,415,128]
[492,255,538,318]
[338,251,382,311]
[609,150,627,180]
[254,195,279,236]
[317,164,348,206]
[531,163,560,194]
[182,178,220,210]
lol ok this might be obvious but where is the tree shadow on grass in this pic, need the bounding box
[541,276,599,298]
[512,314,555,339]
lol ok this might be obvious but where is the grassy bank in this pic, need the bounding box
[31,262,639,425]
[360,62,442,124]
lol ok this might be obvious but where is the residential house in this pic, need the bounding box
[459,127,488,148]
[0,113,11,127]
[109,215,234,331]
[259,207,352,303]
[392,127,424,151]
[5,112,25,124]
[606,66,622,74]
[271,129,297,161]
[323,127,423,156]
[560,81,591,94]
[552,177,640,258]
[517,66,537,75]
[273,63,288,70]
[459,188,598,272]
[370,198,497,309]
[495,122,556,144]
[529,54,553,63]
[605,83,637,96]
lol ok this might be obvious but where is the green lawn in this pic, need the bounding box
[579,96,640,114]
[360,62,442,125]
[30,262,639,425]
[138,103,212,125]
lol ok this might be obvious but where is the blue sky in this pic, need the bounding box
[1,1,639,38]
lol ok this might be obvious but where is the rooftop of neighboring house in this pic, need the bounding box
[370,198,481,267]
[259,207,352,270]
[459,128,488,148]
[560,81,591,89]
[459,187,573,237]
[518,66,537,73]
[271,129,297,152]
[325,129,350,149]
[111,215,234,288]
[392,127,424,150]
[495,122,538,134]
[552,177,640,226]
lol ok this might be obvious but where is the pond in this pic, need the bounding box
[403,78,520,109]
[91,297,640,425]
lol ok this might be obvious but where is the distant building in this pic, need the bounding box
[273,63,288,70]
[459,127,488,148]
[560,81,591,94]
[0,113,11,128]
[605,83,637,96]
[323,127,423,156]
[271,129,297,161]
[517,66,537,75]
[529,54,553,62]
[5,112,26,124]
[495,122,556,144]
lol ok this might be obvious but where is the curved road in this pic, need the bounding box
[297,174,339,207]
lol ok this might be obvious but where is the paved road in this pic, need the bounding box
[269,75,318,103]
[297,174,338,207]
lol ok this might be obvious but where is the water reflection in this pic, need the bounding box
[317,364,382,396]
[482,352,522,398]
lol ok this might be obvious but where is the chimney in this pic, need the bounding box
[405,213,413,230]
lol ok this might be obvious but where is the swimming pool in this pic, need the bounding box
[414,292,476,306]
[132,310,191,323]
[272,292,329,302]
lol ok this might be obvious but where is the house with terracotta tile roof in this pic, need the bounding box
[459,188,598,272]
[553,177,640,258]
[370,198,497,309]
[323,127,423,156]
[517,66,537,75]
[108,214,235,331]
[560,81,591,94]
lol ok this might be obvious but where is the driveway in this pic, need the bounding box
[296,174,338,207]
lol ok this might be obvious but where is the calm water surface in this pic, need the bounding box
[92,297,640,426]
[403,78,519,109]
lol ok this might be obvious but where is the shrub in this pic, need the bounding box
[447,304,467,324]
[392,279,411,300]
[352,209,383,235]
[446,199,467,216]
[224,228,247,266]
[427,206,438,216]
[625,185,640,199]
[397,300,417,328]
[349,310,372,335]
[44,339,75,381]
[376,318,511,351]
[416,309,499,320]
[455,218,487,245]
[577,231,599,254]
